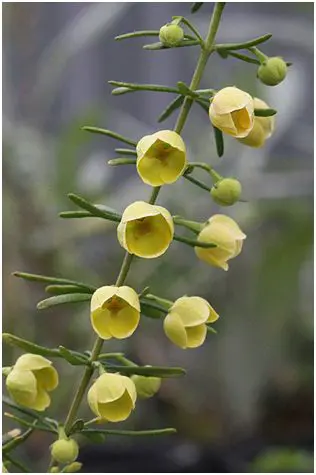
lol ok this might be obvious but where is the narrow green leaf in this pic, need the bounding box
[183,174,211,192]
[59,211,95,219]
[173,234,216,248]
[82,428,176,437]
[46,284,93,295]
[81,126,137,146]
[115,30,161,41]
[2,333,60,357]
[108,158,137,166]
[140,302,167,319]
[104,364,186,378]
[58,346,89,366]
[207,325,218,334]
[37,293,91,310]
[143,40,200,50]
[254,108,277,117]
[158,95,184,123]
[213,126,224,157]
[109,80,179,94]
[81,431,106,443]
[174,16,203,43]
[115,148,137,156]
[177,81,199,98]
[2,428,34,454]
[3,397,55,431]
[215,33,272,51]
[13,271,96,292]
[225,51,260,65]
[3,454,31,473]
[68,193,121,222]
[4,412,55,433]
[191,2,203,13]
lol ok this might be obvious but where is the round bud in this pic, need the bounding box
[159,24,184,47]
[211,178,242,206]
[51,439,79,465]
[63,462,83,473]
[131,375,161,399]
[257,57,287,86]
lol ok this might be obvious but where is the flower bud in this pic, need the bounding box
[211,178,242,206]
[136,130,187,187]
[63,462,83,473]
[238,97,275,148]
[209,87,254,138]
[164,296,219,349]
[195,215,246,271]
[159,24,184,47]
[51,438,79,465]
[117,201,174,258]
[88,373,137,422]
[5,354,58,411]
[131,375,161,399]
[257,57,287,86]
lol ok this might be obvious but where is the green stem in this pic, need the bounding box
[174,2,225,135]
[47,5,225,470]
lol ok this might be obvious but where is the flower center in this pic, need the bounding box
[105,296,125,313]
[133,218,153,236]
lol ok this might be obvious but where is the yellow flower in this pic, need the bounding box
[136,130,187,186]
[238,97,275,148]
[117,201,174,258]
[91,285,140,340]
[163,296,219,349]
[51,438,79,464]
[131,374,161,399]
[87,373,137,422]
[6,354,58,411]
[209,86,254,138]
[195,214,246,271]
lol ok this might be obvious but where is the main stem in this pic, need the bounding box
[49,3,225,469]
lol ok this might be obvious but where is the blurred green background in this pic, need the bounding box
[2,2,313,473]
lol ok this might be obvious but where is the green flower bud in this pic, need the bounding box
[131,375,161,399]
[257,57,287,86]
[49,468,59,473]
[211,178,242,206]
[63,462,83,473]
[159,24,184,47]
[51,438,79,465]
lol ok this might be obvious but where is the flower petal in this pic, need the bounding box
[91,286,118,313]
[121,201,161,223]
[116,286,140,311]
[6,369,37,406]
[125,214,172,258]
[212,87,253,115]
[122,376,137,406]
[171,296,210,327]
[31,386,51,411]
[163,313,187,348]
[94,373,126,404]
[97,390,134,422]
[207,215,246,240]
[14,354,53,372]
[91,307,113,340]
[108,306,140,339]
[33,366,59,391]
[87,384,102,417]
[185,324,207,348]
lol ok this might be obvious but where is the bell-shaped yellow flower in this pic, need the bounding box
[131,374,161,399]
[87,372,137,422]
[91,285,140,340]
[238,97,275,148]
[117,201,174,258]
[163,296,219,349]
[195,214,246,271]
[136,130,187,186]
[209,86,254,138]
[6,354,58,411]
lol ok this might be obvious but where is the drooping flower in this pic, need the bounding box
[195,214,246,271]
[87,373,137,422]
[136,130,187,186]
[91,285,140,340]
[209,86,254,138]
[163,296,219,349]
[131,374,161,399]
[117,201,174,258]
[238,97,275,148]
[6,354,58,411]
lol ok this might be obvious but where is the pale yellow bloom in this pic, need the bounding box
[6,354,58,411]
[209,86,254,138]
[238,98,275,148]
[195,214,246,271]
[87,373,137,422]
[136,130,187,186]
[51,438,79,464]
[91,285,140,340]
[163,296,219,349]
[131,374,161,399]
[117,201,174,258]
